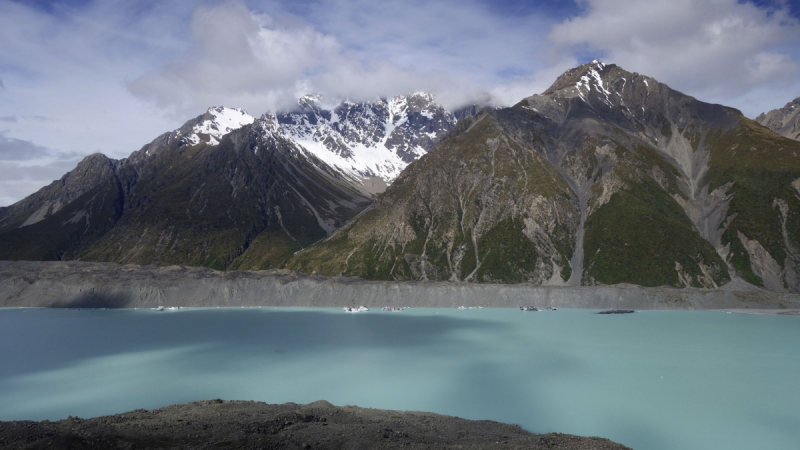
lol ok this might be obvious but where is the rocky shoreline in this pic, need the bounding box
[1,260,800,310]
[0,399,629,449]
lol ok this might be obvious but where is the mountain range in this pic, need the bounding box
[2,62,800,292]
[0,94,465,270]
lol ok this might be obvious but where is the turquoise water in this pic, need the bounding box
[0,308,798,449]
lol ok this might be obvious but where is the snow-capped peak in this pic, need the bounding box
[298,94,324,110]
[184,107,255,146]
[407,91,435,101]
[257,112,281,134]
[271,92,457,185]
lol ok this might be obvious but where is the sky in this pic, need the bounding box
[1,0,800,206]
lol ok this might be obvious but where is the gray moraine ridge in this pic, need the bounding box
[1,260,799,311]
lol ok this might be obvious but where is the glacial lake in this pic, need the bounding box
[0,307,798,450]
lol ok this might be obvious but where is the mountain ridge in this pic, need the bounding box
[3,64,800,293]
[275,92,462,187]
[288,61,800,292]
[0,93,470,269]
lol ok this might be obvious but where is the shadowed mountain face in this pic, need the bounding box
[0,153,125,261]
[289,62,800,291]
[756,97,800,142]
[0,95,474,271]
[0,110,374,270]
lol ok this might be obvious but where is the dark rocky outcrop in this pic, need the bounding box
[0,400,630,450]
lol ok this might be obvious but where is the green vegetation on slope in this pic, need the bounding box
[79,142,261,270]
[287,111,577,283]
[584,162,730,288]
[476,217,550,283]
[707,119,800,286]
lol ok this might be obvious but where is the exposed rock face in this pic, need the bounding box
[528,64,800,291]
[756,97,800,141]
[0,399,631,450]
[278,93,459,183]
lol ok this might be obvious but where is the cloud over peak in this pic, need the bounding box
[128,0,450,115]
[549,0,800,109]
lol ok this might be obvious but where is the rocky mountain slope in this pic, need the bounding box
[0,107,374,269]
[289,61,800,291]
[755,96,800,141]
[0,95,465,270]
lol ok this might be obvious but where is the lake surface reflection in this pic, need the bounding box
[0,307,798,450]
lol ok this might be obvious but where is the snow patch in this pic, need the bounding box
[574,63,613,106]
[277,93,454,184]
[185,107,254,146]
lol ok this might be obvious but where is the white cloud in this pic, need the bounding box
[2,0,800,206]
[0,0,196,205]
[485,58,581,107]
[129,0,452,115]
[0,0,190,158]
[548,0,800,116]
[128,0,566,113]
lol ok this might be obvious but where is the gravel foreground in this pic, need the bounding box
[0,399,630,450]
[1,260,799,310]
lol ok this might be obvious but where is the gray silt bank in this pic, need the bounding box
[1,261,799,310]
